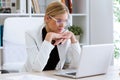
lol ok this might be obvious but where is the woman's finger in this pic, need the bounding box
[61,38,67,44]
[53,39,63,45]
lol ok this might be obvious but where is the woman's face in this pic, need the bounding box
[46,12,68,33]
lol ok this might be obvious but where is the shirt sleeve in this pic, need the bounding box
[24,32,54,72]
[66,42,81,69]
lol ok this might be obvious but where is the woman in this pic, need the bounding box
[22,1,81,72]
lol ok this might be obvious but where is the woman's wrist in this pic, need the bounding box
[71,34,78,43]
[45,33,53,43]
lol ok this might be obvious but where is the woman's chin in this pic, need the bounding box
[58,29,64,33]
[57,31,62,33]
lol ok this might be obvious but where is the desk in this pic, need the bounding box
[0,66,120,80]
[0,47,3,72]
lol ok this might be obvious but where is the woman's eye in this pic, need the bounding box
[57,20,62,23]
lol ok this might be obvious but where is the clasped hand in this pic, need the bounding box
[45,31,77,45]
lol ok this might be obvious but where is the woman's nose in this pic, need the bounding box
[59,22,66,27]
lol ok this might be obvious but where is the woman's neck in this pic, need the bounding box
[45,26,49,32]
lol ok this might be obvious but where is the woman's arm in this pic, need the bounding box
[25,32,54,72]
[24,31,68,71]
[63,31,81,69]
[67,42,81,69]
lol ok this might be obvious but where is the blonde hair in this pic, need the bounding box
[45,1,69,17]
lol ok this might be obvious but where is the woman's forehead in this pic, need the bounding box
[54,13,68,18]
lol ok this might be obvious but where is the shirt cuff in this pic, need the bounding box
[43,40,54,50]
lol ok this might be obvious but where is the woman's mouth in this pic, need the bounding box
[58,28,64,32]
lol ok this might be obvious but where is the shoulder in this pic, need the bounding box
[25,30,37,38]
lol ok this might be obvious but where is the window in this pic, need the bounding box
[113,0,120,66]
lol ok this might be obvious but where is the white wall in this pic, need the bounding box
[89,0,113,44]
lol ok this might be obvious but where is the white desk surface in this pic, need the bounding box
[0,66,120,80]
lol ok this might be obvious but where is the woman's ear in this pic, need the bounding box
[44,15,51,23]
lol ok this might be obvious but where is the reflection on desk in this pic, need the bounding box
[0,66,120,80]
[0,74,57,80]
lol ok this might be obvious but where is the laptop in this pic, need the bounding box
[54,44,114,79]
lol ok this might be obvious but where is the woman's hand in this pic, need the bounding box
[62,31,78,44]
[45,31,78,45]
[45,32,65,45]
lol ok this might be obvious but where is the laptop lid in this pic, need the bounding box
[55,44,114,79]
[76,44,114,78]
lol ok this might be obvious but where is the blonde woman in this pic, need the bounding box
[22,1,81,72]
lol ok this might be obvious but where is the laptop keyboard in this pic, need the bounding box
[66,72,76,75]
